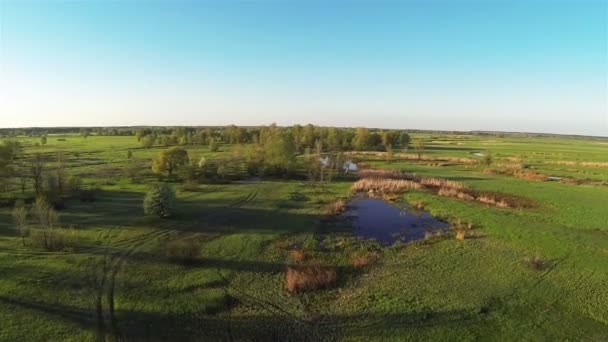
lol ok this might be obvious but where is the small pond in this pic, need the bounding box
[345,198,450,245]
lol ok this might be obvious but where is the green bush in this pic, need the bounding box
[143,183,176,218]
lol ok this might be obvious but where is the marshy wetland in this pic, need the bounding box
[0,129,607,340]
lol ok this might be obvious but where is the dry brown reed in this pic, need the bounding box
[290,249,307,263]
[285,265,337,293]
[351,252,381,268]
[351,178,422,193]
[452,219,473,241]
[420,177,468,190]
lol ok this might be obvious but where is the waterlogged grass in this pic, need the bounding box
[0,134,607,340]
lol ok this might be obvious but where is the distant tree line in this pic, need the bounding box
[134,124,412,153]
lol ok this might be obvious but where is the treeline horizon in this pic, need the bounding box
[1,124,606,140]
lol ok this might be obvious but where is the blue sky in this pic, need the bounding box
[1,1,606,136]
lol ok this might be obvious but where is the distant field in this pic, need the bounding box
[0,133,607,340]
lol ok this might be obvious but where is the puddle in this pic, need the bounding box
[345,198,450,245]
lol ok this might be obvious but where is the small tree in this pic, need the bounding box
[152,147,189,176]
[483,152,493,166]
[141,135,156,148]
[40,136,47,145]
[143,183,176,218]
[127,150,133,159]
[414,140,425,161]
[209,138,219,152]
[12,202,28,246]
[29,153,45,195]
[385,144,394,164]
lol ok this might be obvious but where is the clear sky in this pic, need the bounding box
[1,1,606,136]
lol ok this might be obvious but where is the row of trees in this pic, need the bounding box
[135,124,411,153]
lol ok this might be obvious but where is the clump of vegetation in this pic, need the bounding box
[290,249,307,263]
[452,219,473,241]
[326,198,346,215]
[30,228,78,252]
[524,252,547,271]
[351,252,380,268]
[143,183,176,218]
[285,265,337,293]
[352,178,421,193]
[412,200,425,210]
[420,177,467,190]
[166,238,201,264]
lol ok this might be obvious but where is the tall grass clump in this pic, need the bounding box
[352,178,421,193]
[452,219,473,241]
[524,252,547,271]
[290,249,307,263]
[420,177,468,190]
[351,252,380,268]
[285,265,337,293]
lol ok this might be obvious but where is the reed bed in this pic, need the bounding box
[420,177,468,190]
[550,160,608,168]
[351,178,422,193]
[285,265,337,293]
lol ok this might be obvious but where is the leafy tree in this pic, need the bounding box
[353,127,371,151]
[40,136,47,145]
[143,183,176,218]
[29,153,45,195]
[399,132,411,149]
[209,138,219,152]
[381,130,400,148]
[152,147,189,176]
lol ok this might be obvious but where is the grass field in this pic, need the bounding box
[1,133,607,341]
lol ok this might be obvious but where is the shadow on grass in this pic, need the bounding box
[0,294,477,341]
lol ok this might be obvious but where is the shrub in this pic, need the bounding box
[524,253,547,271]
[30,228,78,251]
[143,183,176,218]
[452,219,473,241]
[285,265,337,293]
[290,249,307,263]
[166,239,201,264]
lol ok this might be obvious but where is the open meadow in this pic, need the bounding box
[0,129,607,341]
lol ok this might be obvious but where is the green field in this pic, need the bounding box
[1,133,607,341]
